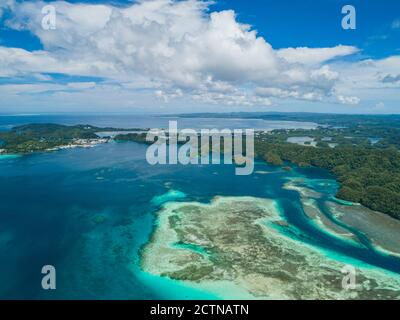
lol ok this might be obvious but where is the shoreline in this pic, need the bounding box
[0,138,110,156]
[0,121,398,223]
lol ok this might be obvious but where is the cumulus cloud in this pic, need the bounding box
[0,0,382,109]
[277,45,359,66]
[155,89,183,103]
[336,95,360,105]
[334,56,400,90]
[0,81,96,94]
[382,74,400,83]
[67,82,96,90]
[192,90,272,106]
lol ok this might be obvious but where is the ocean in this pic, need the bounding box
[0,114,399,299]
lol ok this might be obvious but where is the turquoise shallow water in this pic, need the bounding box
[0,115,399,299]
[0,154,19,160]
[0,141,399,299]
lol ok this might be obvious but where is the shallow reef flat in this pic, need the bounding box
[0,154,19,160]
[327,201,400,257]
[283,179,360,246]
[141,196,400,299]
[284,177,400,257]
[151,189,187,206]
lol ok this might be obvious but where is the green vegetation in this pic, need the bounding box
[0,123,144,154]
[114,132,150,144]
[255,141,400,220]
[251,118,400,220]
[257,126,400,149]
[0,123,101,153]
[114,132,187,145]
[1,118,399,220]
[263,151,283,165]
[112,121,400,220]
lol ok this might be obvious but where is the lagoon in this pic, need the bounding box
[0,115,398,299]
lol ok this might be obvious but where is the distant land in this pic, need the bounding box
[172,112,400,128]
[1,114,399,221]
[0,114,400,300]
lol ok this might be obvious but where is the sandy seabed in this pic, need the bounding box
[141,195,400,299]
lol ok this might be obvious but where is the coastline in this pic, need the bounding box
[0,121,398,223]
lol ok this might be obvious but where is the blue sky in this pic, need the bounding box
[213,0,400,58]
[0,0,399,113]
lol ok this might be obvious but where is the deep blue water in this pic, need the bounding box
[0,115,399,299]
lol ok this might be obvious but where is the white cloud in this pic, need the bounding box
[0,46,117,77]
[192,91,272,107]
[155,89,183,103]
[67,82,96,90]
[0,83,64,94]
[336,95,360,105]
[0,81,95,94]
[277,45,359,66]
[0,0,396,111]
[333,56,400,91]
[382,74,400,83]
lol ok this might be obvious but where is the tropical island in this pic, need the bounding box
[176,113,400,220]
[0,116,399,300]
[0,123,145,154]
[0,114,399,222]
